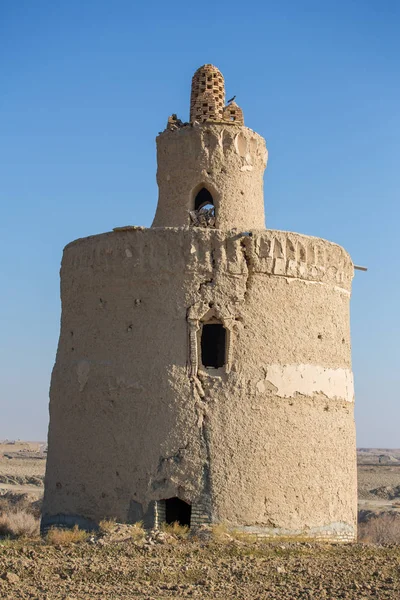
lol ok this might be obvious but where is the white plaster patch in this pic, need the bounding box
[125,248,133,258]
[264,364,354,403]
[284,276,351,296]
[77,360,90,392]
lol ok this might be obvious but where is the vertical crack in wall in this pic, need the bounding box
[200,415,213,521]
[240,236,255,298]
[185,234,224,524]
[191,379,213,523]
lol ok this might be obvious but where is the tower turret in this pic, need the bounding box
[190,64,226,122]
[152,65,268,231]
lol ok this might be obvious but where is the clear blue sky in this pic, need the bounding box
[0,1,399,446]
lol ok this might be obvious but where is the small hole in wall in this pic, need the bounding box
[342,338,345,344]
[240,190,244,195]
[56,482,62,489]
[318,334,322,340]
[71,347,74,352]
[70,331,74,336]
[127,324,133,332]
[116,471,120,477]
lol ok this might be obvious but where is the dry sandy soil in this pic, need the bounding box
[0,441,45,494]
[357,449,400,519]
[1,443,400,599]
[1,530,400,600]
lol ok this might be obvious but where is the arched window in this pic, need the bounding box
[194,187,214,211]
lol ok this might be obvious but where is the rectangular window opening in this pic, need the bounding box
[201,323,226,368]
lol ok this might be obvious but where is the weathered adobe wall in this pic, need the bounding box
[152,124,267,231]
[43,228,356,540]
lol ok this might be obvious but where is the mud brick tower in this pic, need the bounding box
[43,64,357,541]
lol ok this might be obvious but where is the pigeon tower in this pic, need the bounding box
[43,64,357,541]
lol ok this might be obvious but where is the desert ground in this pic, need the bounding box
[1,442,400,599]
[0,441,45,494]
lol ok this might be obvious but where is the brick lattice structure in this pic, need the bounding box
[222,101,244,125]
[190,64,225,122]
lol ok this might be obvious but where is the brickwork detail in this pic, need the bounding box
[153,500,166,528]
[190,65,225,122]
[190,502,210,527]
[189,65,245,125]
[222,101,244,125]
[236,522,355,543]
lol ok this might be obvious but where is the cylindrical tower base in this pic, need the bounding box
[42,227,356,541]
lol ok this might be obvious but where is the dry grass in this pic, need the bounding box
[46,524,89,545]
[99,519,145,541]
[210,523,258,543]
[210,522,232,542]
[161,521,190,538]
[0,491,42,518]
[358,513,400,544]
[129,521,146,541]
[230,529,258,543]
[0,510,40,537]
[99,518,116,534]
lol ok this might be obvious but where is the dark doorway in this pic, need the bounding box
[165,497,191,527]
[194,187,214,211]
[201,323,226,368]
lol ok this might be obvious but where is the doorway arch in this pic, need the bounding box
[164,497,191,527]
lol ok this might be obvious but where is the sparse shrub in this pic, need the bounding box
[99,519,145,541]
[99,518,116,534]
[161,521,189,539]
[358,513,400,544]
[209,522,257,543]
[230,529,258,543]
[0,491,42,518]
[0,510,40,537]
[210,522,233,542]
[129,521,146,541]
[46,524,89,545]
